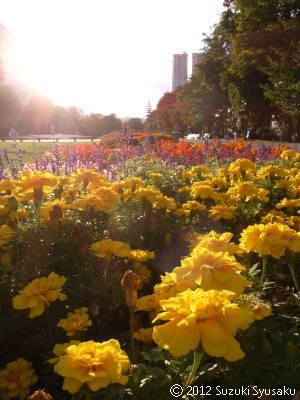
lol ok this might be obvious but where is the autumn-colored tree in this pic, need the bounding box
[154,92,190,133]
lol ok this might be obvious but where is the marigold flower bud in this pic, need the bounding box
[27,390,53,400]
[121,270,141,309]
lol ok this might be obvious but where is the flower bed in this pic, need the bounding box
[0,149,299,399]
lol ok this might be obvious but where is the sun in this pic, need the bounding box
[13,23,100,110]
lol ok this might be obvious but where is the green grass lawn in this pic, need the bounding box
[0,142,51,162]
[0,142,73,164]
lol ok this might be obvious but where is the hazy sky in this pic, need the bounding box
[1,0,224,118]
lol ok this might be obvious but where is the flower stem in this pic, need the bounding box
[129,307,136,363]
[260,256,268,287]
[288,262,299,292]
[103,253,112,279]
[185,350,204,387]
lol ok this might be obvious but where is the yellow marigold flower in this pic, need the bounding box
[186,231,243,255]
[239,222,299,259]
[240,295,272,321]
[276,198,300,211]
[289,232,300,252]
[60,187,81,203]
[281,150,297,159]
[181,171,192,180]
[286,216,300,230]
[0,195,10,206]
[228,181,259,201]
[203,173,214,180]
[87,180,111,191]
[190,183,219,201]
[149,173,162,179]
[154,272,183,300]
[90,239,130,258]
[71,188,120,214]
[0,205,9,217]
[40,200,66,222]
[257,166,286,179]
[112,178,145,199]
[217,167,229,177]
[153,194,176,210]
[128,249,155,263]
[17,171,58,190]
[207,177,227,189]
[275,179,292,190]
[0,358,38,399]
[0,224,14,247]
[73,169,107,186]
[0,179,16,192]
[261,210,287,224]
[135,293,161,312]
[53,340,130,394]
[257,188,270,202]
[229,159,256,173]
[215,192,235,205]
[47,341,81,365]
[175,208,190,217]
[57,307,93,336]
[12,272,67,318]
[182,201,206,212]
[152,289,255,360]
[178,186,191,194]
[209,204,237,220]
[189,166,209,177]
[132,263,152,284]
[122,188,133,201]
[133,186,161,203]
[133,327,153,343]
[56,175,72,188]
[173,248,251,296]
[124,177,145,190]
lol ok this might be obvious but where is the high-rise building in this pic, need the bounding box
[172,53,187,91]
[192,52,201,75]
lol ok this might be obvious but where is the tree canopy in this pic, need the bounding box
[153,0,300,141]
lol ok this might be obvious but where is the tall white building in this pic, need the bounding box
[192,52,201,75]
[172,53,188,91]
